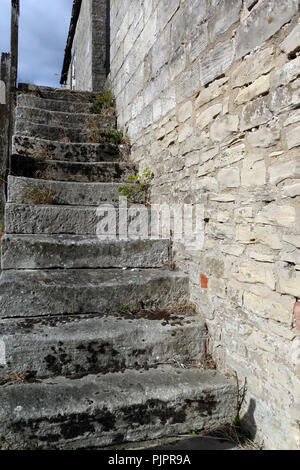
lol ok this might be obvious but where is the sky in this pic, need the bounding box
[0,0,73,87]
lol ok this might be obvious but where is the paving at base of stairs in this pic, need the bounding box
[0,84,237,450]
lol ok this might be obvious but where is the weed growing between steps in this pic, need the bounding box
[89,89,116,115]
[116,301,197,325]
[118,168,153,205]
[32,145,52,160]
[20,185,54,205]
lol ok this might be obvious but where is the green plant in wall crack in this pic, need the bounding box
[118,168,153,204]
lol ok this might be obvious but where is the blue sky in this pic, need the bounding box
[0,0,73,87]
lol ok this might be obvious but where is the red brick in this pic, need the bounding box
[200,274,208,289]
[293,302,300,329]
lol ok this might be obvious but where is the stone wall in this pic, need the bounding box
[109,0,300,450]
[67,0,107,91]
[0,53,10,218]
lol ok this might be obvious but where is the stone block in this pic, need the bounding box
[152,27,170,77]
[195,77,228,108]
[232,47,274,88]
[272,56,300,88]
[282,182,300,199]
[280,248,300,266]
[189,23,208,62]
[280,22,300,55]
[178,101,193,123]
[285,125,300,150]
[243,288,293,324]
[283,234,300,248]
[196,103,222,129]
[247,124,280,148]
[236,225,256,244]
[235,75,270,106]
[235,0,298,59]
[269,157,300,185]
[284,109,300,127]
[209,0,242,42]
[294,302,300,329]
[210,114,239,142]
[270,79,300,114]
[0,81,6,105]
[256,204,296,228]
[177,62,200,102]
[169,46,186,81]
[278,265,300,297]
[254,226,283,250]
[241,155,266,187]
[218,167,240,188]
[240,97,272,131]
[237,261,276,290]
[199,40,234,86]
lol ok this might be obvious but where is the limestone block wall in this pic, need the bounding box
[67,0,107,91]
[0,53,10,217]
[109,0,300,449]
[68,0,93,90]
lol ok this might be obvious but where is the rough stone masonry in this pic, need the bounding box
[105,0,300,450]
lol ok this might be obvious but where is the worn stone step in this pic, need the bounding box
[18,83,99,103]
[0,366,236,450]
[7,176,143,206]
[1,235,169,269]
[0,269,189,318]
[12,135,122,163]
[15,120,116,143]
[0,315,207,379]
[11,154,136,182]
[17,94,94,114]
[15,106,116,130]
[6,203,150,235]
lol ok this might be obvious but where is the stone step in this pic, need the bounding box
[7,176,143,206]
[11,154,136,182]
[17,94,94,114]
[18,83,99,103]
[0,269,189,318]
[0,314,207,379]
[12,135,123,163]
[1,235,169,269]
[6,203,150,235]
[15,120,116,143]
[15,106,116,130]
[0,366,236,450]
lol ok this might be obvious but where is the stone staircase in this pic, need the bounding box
[0,84,236,450]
